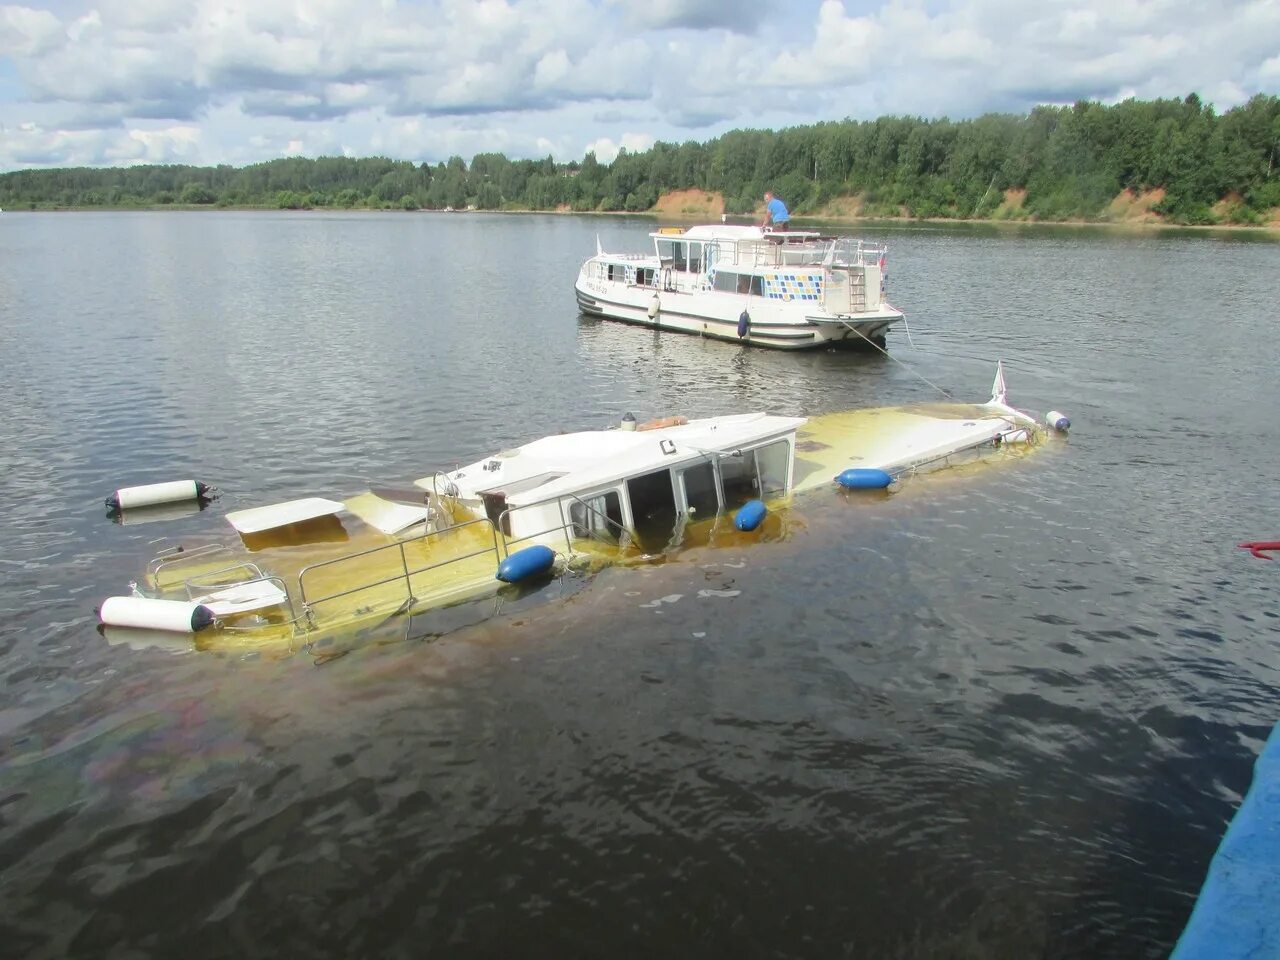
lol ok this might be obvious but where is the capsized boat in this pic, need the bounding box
[99,365,1063,653]
[575,224,905,350]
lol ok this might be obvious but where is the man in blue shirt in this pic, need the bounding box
[760,191,790,231]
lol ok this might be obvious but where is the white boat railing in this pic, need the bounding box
[708,236,886,271]
[147,542,238,585]
[296,516,503,624]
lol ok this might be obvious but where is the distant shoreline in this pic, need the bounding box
[5,204,1278,236]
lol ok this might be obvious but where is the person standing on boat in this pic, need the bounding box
[760,191,790,231]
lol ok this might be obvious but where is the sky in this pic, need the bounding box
[0,0,1277,171]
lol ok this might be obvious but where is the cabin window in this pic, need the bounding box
[482,492,511,536]
[626,469,679,550]
[678,461,719,518]
[570,490,623,542]
[635,267,653,287]
[656,239,686,272]
[687,242,702,274]
[719,453,757,509]
[718,439,791,508]
[606,263,630,283]
[749,276,764,296]
[716,273,763,295]
[755,439,791,496]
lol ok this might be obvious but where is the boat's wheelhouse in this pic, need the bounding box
[481,426,800,552]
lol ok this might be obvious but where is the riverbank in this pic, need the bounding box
[5,199,1278,235]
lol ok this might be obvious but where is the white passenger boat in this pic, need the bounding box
[575,224,905,350]
[99,366,1063,654]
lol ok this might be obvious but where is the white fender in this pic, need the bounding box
[99,596,215,632]
[107,480,212,510]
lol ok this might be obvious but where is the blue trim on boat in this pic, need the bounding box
[1171,720,1280,960]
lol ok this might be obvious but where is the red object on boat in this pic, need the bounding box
[1238,541,1280,560]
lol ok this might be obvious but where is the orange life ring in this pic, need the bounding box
[637,415,688,432]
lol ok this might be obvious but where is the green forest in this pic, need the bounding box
[2,94,1278,226]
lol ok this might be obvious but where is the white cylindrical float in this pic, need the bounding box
[98,596,215,633]
[106,480,213,511]
[1045,410,1071,432]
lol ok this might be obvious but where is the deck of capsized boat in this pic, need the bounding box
[152,517,509,652]
[793,403,1040,494]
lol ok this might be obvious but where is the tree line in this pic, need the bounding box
[2,94,1277,225]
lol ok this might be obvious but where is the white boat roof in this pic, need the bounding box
[417,413,806,507]
[651,224,823,242]
[226,497,345,534]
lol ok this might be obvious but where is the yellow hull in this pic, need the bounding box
[127,401,1047,656]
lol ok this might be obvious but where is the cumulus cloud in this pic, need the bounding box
[0,118,201,166]
[0,5,63,57]
[0,0,1277,170]
[585,132,655,163]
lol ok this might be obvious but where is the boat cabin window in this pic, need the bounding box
[755,439,791,496]
[606,263,630,283]
[712,271,762,295]
[678,461,719,518]
[570,490,624,542]
[626,469,679,549]
[656,238,684,272]
[656,239,707,274]
[718,439,792,508]
[635,267,654,287]
[481,491,510,536]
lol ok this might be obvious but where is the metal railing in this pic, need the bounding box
[147,542,238,588]
[498,492,631,557]
[296,516,502,624]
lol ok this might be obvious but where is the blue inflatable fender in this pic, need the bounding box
[496,544,557,583]
[738,310,750,338]
[734,499,767,531]
[835,468,893,490]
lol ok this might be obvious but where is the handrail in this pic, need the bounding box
[179,560,268,593]
[296,516,501,621]
[148,542,237,586]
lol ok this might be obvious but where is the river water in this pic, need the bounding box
[0,211,1277,958]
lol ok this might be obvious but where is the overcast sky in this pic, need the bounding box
[1,0,1277,171]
